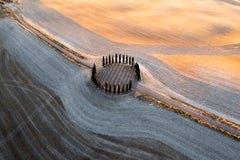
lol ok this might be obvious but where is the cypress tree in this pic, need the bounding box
[109,85,112,93]
[113,85,116,94]
[95,77,97,85]
[135,63,139,71]
[92,72,97,85]
[109,55,111,64]
[126,84,129,92]
[91,69,94,80]
[102,56,105,66]
[91,70,94,83]
[129,80,132,90]
[118,85,121,94]
[119,54,121,63]
[105,83,108,92]
[115,53,118,63]
[93,63,96,74]
[135,63,141,80]
[91,63,97,85]
[135,63,137,73]
[122,85,125,93]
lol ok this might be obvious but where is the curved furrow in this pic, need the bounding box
[3,57,104,158]
[0,52,61,159]
[0,48,190,159]
[0,51,73,157]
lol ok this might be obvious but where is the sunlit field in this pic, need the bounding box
[42,0,240,46]
[152,54,240,91]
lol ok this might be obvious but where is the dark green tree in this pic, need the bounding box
[131,57,134,67]
[119,54,121,63]
[91,63,97,85]
[129,80,132,90]
[115,53,118,63]
[109,85,112,93]
[112,55,114,63]
[122,85,125,93]
[126,84,129,92]
[102,56,105,66]
[118,85,121,94]
[93,63,96,74]
[113,85,116,94]
[109,55,111,64]
[105,83,108,92]
[106,57,108,65]
[135,63,141,80]
[91,70,97,85]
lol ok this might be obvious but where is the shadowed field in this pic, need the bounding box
[0,28,189,160]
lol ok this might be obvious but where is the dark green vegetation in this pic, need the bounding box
[92,54,140,94]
